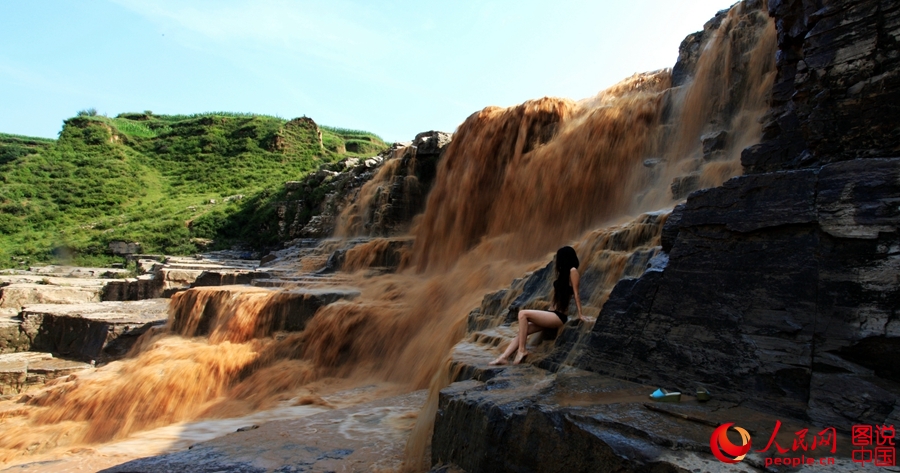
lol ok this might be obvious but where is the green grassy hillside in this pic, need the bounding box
[0,112,387,267]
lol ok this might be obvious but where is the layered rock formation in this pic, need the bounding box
[20,300,168,362]
[574,0,900,428]
[432,0,899,471]
[271,130,451,241]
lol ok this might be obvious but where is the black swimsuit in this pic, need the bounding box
[552,310,568,324]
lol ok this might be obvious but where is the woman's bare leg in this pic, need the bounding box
[489,339,517,365]
[514,310,564,364]
[490,321,544,365]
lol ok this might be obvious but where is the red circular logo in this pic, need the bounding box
[710,423,752,463]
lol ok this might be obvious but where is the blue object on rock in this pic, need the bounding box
[649,388,682,402]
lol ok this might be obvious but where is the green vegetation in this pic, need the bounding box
[0,112,387,267]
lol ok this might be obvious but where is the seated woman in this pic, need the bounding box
[489,246,584,365]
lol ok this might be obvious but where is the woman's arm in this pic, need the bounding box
[571,268,584,321]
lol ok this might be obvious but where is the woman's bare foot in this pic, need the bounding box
[488,356,508,366]
[513,351,529,365]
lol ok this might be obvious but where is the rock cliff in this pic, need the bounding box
[432,0,900,470]
[574,0,900,428]
[269,131,451,241]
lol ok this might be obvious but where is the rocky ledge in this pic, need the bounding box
[170,286,360,336]
[434,348,861,473]
[0,352,93,396]
[99,390,427,473]
[19,299,169,362]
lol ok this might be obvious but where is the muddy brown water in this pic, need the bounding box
[0,3,776,470]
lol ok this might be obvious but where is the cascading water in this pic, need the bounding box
[0,1,776,470]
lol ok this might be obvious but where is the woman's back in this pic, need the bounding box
[553,275,573,313]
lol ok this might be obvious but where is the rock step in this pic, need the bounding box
[191,270,273,287]
[22,266,130,279]
[102,276,165,302]
[164,256,260,269]
[454,322,587,380]
[0,283,104,310]
[0,275,116,287]
[432,362,860,473]
[250,276,353,288]
[449,341,509,384]
[20,299,169,362]
[161,263,257,271]
[0,352,93,396]
[172,287,360,336]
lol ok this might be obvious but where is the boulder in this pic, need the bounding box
[669,173,700,200]
[413,131,452,156]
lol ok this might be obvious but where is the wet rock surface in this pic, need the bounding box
[434,352,862,473]
[99,390,426,473]
[431,0,900,470]
[577,159,900,429]
[572,0,900,430]
[743,0,900,172]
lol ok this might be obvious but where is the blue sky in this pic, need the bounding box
[1,0,739,142]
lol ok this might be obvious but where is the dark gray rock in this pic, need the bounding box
[672,8,731,87]
[100,390,426,473]
[574,158,900,427]
[564,0,900,429]
[701,130,729,160]
[659,204,684,253]
[744,0,900,173]
[678,169,818,232]
[100,446,267,473]
[669,173,700,200]
[414,130,452,157]
[432,364,836,473]
[317,248,346,274]
[273,131,451,240]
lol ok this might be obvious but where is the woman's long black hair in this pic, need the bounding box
[552,246,579,311]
